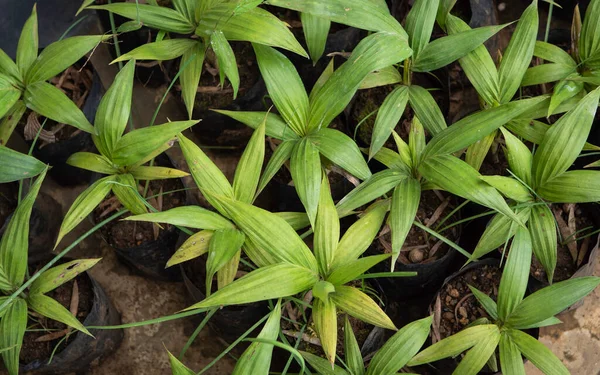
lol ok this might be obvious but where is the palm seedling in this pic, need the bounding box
[218,32,412,226]
[0,170,100,375]
[81,0,308,118]
[0,5,109,181]
[408,227,600,375]
[471,87,600,282]
[522,0,600,114]
[55,60,198,246]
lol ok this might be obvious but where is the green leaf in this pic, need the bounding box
[17,5,39,76]
[0,100,26,146]
[233,300,283,375]
[0,75,21,120]
[371,146,409,172]
[26,35,109,84]
[313,299,337,364]
[548,75,585,117]
[242,235,278,268]
[214,110,299,141]
[30,259,101,295]
[308,32,412,131]
[254,44,308,135]
[129,166,189,180]
[406,0,439,59]
[390,177,420,267]
[327,254,390,286]
[533,41,576,66]
[413,24,506,72]
[344,315,365,375]
[517,316,562,330]
[206,229,245,295]
[301,13,330,64]
[111,174,146,217]
[290,138,321,227]
[465,131,497,171]
[93,59,134,157]
[532,88,600,186]
[67,152,118,175]
[0,146,45,183]
[125,206,234,230]
[507,277,600,329]
[0,49,21,81]
[310,128,371,180]
[275,212,310,231]
[500,127,533,185]
[112,120,197,166]
[521,63,576,86]
[331,203,388,267]
[0,169,45,287]
[370,85,409,159]
[497,1,538,103]
[172,0,197,23]
[359,65,402,90]
[579,0,600,60]
[409,117,426,165]
[468,285,498,320]
[211,31,240,98]
[528,204,557,283]
[113,39,196,63]
[197,5,307,57]
[336,170,405,216]
[367,316,431,375]
[499,334,526,375]
[418,155,521,223]
[480,176,532,202]
[23,81,94,133]
[56,175,116,246]
[330,285,396,330]
[233,117,265,203]
[178,133,235,210]
[0,298,27,375]
[256,140,296,196]
[424,96,547,158]
[314,174,339,276]
[185,263,318,309]
[167,230,213,267]
[180,43,205,119]
[507,119,600,152]
[215,195,318,271]
[509,329,569,375]
[28,293,91,335]
[408,86,448,137]
[498,227,532,320]
[408,324,499,366]
[167,350,195,375]
[538,170,600,202]
[89,3,195,34]
[446,14,499,105]
[301,352,350,375]
[453,331,501,375]
[471,208,531,260]
[265,0,407,37]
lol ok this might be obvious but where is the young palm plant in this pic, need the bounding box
[0,170,100,375]
[82,0,307,118]
[168,173,398,365]
[54,60,198,246]
[522,0,600,114]
[0,5,108,181]
[471,87,600,281]
[218,32,412,226]
[407,227,600,375]
[355,0,507,160]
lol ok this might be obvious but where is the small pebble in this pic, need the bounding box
[498,2,506,11]
[409,249,424,263]
[460,318,469,325]
[443,312,454,320]
[135,233,143,240]
[459,306,468,318]
[449,288,460,298]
